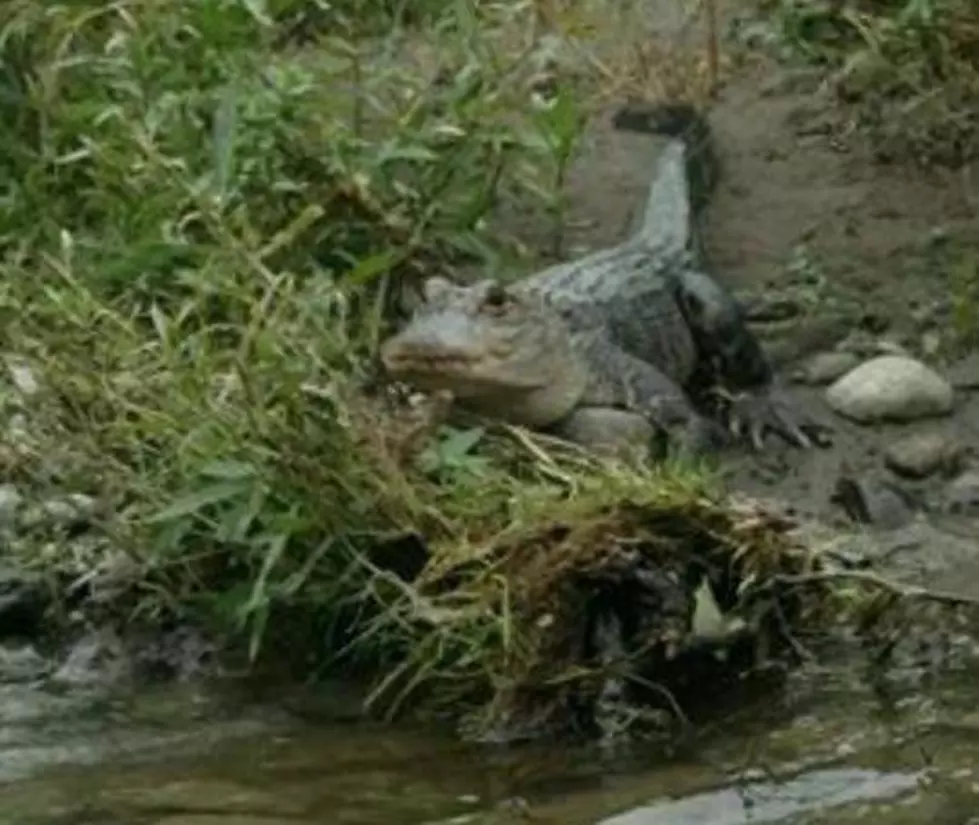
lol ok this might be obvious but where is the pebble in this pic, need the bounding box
[946,351,979,391]
[4,357,40,397]
[38,494,99,527]
[825,355,954,424]
[830,474,919,530]
[884,432,965,479]
[50,629,130,686]
[0,643,49,683]
[943,471,979,516]
[793,351,860,385]
[0,485,23,527]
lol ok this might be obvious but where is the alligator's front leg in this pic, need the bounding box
[673,270,830,449]
[565,330,730,460]
[554,406,723,462]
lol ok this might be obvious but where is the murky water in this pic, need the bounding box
[2,648,979,825]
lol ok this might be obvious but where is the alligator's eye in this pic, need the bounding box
[483,282,509,311]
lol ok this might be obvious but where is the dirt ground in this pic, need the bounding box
[483,4,979,576]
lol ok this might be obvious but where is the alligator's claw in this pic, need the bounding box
[724,387,830,450]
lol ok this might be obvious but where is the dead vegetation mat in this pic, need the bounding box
[337,401,842,742]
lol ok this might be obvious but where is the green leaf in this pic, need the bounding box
[246,531,290,612]
[378,143,440,165]
[439,426,484,462]
[248,603,270,662]
[147,480,251,524]
[215,482,267,543]
[212,84,239,200]
[240,0,273,26]
[199,460,258,480]
[342,251,398,287]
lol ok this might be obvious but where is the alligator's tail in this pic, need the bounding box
[611,102,719,254]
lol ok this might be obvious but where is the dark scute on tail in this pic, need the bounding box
[610,101,719,215]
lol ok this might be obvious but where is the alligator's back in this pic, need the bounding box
[520,244,699,387]
[517,122,705,386]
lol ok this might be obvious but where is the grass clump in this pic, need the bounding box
[0,0,581,615]
[0,0,828,736]
[754,0,979,166]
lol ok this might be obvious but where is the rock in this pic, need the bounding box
[4,357,40,397]
[943,471,979,516]
[0,484,23,527]
[28,493,99,529]
[920,330,942,357]
[884,432,966,479]
[0,643,49,683]
[50,628,131,686]
[826,356,954,424]
[7,413,32,451]
[946,351,979,391]
[134,626,219,682]
[830,473,920,530]
[793,351,860,386]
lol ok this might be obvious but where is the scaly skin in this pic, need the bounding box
[381,103,823,456]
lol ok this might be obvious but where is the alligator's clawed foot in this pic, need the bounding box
[721,387,831,450]
[674,415,732,459]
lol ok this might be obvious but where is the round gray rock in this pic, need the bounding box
[793,351,860,386]
[825,355,954,424]
[884,432,965,479]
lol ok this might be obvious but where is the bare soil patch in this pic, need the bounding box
[483,19,979,537]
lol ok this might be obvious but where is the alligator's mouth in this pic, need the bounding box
[381,348,544,394]
[383,351,480,373]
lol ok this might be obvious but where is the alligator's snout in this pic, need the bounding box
[380,316,488,377]
[381,340,482,375]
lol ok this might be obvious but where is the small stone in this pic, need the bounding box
[50,628,130,686]
[944,471,979,516]
[793,351,860,385]
[0,643,49,683]
[0,484,23,527]
[884,432,964,479]
[920,330,942,357]
[7,413,32,449]
[825,355,954,424]
[39,493,98,527]
[830,474,918,530]
[946,351,979,390]
[4,357,39,397]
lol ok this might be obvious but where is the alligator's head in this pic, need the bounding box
[380,276,589,427]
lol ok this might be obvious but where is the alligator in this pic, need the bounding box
[380,102,825,459]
